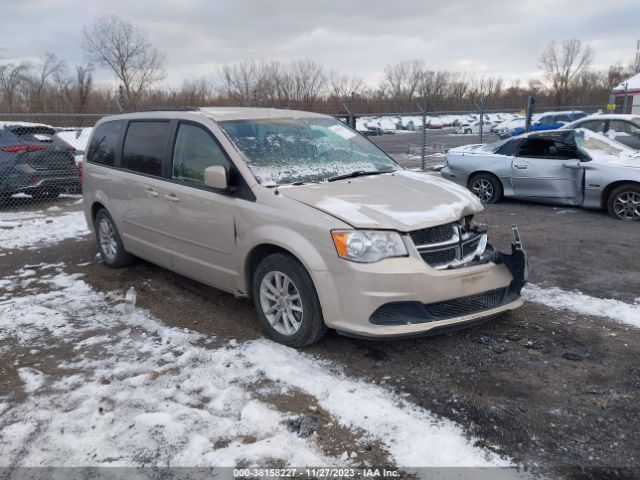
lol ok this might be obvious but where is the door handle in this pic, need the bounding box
[514,164,527,169]
[164,194,180,203]
[144,187,159,197]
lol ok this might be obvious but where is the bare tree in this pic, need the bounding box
[539,39,593,105]
[0,61,31,111]
[28,52,67,110]
[382,60,424,103]
[79,15,166,109]
[327,71,366,99]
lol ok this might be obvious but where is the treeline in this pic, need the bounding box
[1,16,638,115]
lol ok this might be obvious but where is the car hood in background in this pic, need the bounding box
[447,144,487,155]
[278,170,483,231]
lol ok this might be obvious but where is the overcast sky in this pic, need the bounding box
[2,0,639,88]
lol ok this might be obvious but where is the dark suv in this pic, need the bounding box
[0,123,81,202]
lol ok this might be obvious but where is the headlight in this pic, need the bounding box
[331,230,408,263]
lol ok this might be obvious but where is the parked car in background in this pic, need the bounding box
[441,128,640,221]
[0,123,80,202]
[83,107,527,347]
[495,117,527,138]
[563,114,640,150]
[456,121,493,135]
[510,111,587,137]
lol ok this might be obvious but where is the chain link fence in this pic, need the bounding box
[0,113,101,211]
[0,103,610,213]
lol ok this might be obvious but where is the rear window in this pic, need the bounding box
[122,121,171,176]
[87,120,124,166]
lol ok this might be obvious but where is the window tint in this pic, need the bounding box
[555,115,571,122]
[122,121,171,176]
[172,123,230,185]
[538,116,554,125]
[579,120,605,133]
[87,120,124,166]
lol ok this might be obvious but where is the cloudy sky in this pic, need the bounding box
[2,0,639,87]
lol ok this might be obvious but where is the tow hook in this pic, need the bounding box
[496,225,528,294]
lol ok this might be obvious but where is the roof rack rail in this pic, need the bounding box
[129,107,200,113]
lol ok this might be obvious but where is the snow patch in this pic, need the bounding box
[524,284,640,328]
[0,210,89,250]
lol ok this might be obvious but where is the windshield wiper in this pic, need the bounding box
[327,169,395,182]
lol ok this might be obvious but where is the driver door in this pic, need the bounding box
[511,138,584,203]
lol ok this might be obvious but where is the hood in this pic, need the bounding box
[278,170,483,231]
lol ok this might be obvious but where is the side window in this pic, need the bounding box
[495,140,518,156]
[87,120,124,166]
[517,139,550,157]
[609,120,639,135]
[122,121,171,176]
[548,141,577,159]
[555,115,571,122]
[579,120,605,133]
[172,123,230,185]
[538,116,553,125]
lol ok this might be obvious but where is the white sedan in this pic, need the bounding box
[456,121,493,135]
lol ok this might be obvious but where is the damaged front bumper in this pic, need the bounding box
[364,225,528,329]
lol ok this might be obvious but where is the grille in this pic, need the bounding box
[424,288,507,319]
[410,223,455,246]
[420,248,457,265]
[462,237,481,257]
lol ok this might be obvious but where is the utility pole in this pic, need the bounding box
[116,85,126,113]
[475,96,485,143]
[622,83,629,114]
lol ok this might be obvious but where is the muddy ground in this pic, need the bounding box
[1,196,639,480]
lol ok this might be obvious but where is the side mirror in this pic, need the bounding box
[204,165,228,189]
[561,160,581,170]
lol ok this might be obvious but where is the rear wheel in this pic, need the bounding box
[465,128,472,134]
[252,253,327,347]
[94,209,135,267]
[607,184,640,221]
[468,173,503,204]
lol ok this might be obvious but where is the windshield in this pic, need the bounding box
[480,137,511,152]
[220,117,398,185]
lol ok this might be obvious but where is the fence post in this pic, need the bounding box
[478,96,485,143]
[420,97,427,171]
[525,95,535,133]
[116,85,126,113]
[622,83,629,114]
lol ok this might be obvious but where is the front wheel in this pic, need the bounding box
[94,209,135,267]
[252,253,327,347]
[607,184,640,221]
[468,173,503,204]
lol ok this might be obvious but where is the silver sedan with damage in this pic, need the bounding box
[441,129,640,221]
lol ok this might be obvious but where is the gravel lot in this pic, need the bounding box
[1,170,639,478]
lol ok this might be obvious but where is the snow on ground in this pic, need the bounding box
[0,265,513,468]
[0,209,89,250]
[523,285,640,329]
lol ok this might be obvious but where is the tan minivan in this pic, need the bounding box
[83,108,527,346]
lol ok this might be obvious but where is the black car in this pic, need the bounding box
[0,123,81,202]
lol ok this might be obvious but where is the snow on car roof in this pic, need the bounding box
[0,121,56,131]
[571,113,640,121]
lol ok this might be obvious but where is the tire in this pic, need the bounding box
[93,209,135,268]
[252,253,327,347]
[468,173,503,204]
[607,184,640,221]
[465,128,472,134]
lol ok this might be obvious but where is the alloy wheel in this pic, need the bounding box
[98,217,118,261]
[612,191,640,221]
[471,178,494,203]
[259,271,304,336]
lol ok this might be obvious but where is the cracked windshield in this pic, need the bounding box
[221,117,397,185]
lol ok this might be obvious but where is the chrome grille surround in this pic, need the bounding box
[410,220,488,269]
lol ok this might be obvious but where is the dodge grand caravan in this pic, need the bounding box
[83,108,527,347]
